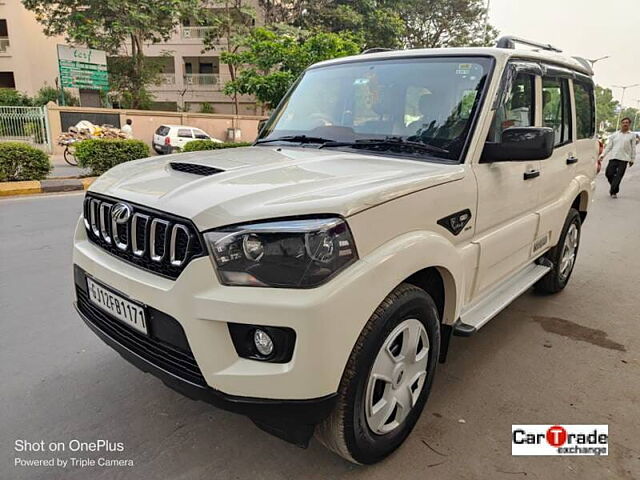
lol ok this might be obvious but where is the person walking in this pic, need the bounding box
[121,119,134,139]
[601,117,635,198]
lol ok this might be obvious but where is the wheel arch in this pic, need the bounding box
[571,190,590,222]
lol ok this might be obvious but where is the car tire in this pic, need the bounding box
[315,283,440,464]
[535,208,581,294]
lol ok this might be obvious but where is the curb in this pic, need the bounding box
[0,177,97,197]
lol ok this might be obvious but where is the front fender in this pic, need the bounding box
[359,230,465,325]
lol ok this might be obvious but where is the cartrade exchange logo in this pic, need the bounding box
[512,425,608,456]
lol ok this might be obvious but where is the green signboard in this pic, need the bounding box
[57,45,109,91]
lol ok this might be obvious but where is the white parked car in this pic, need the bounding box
[152,124,222,154]
[74,36,598,464]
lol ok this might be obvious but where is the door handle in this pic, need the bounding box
[523,170,540,180]
[566,156,579,165]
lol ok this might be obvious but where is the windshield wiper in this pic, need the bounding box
[320,136,449,155]
[254,135,336,145]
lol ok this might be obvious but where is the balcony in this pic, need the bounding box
[184,74,220,89]
[0,37,9,54]
[181,26,215,40]
[158,73,176,85]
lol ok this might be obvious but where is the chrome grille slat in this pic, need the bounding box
[99,203,112,244]
[170,224,191,267]
[131,213,149,257]
[82,193,204,280]
[150,218,170,262]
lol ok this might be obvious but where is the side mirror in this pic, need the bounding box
[481,127,554,163]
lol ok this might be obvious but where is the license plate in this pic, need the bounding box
[86,278,148,335]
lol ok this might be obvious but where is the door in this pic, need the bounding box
[471,69,541,298]
[536,74,578,249]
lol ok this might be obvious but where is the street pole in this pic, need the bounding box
[613,84,640,128]
[484,0,491,45]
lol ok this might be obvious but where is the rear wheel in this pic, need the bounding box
[535,208,581,294]
[316,283,440,464]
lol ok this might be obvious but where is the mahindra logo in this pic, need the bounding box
[111,203,132,224]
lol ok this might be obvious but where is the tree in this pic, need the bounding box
[0,89,33,106]
[22,0,204,109]
[595,86,619,132]
[33,86,79,107]
[293,1,405,49]
[221,27,360,112]
[201,0,256,116]
[397,0,498,48]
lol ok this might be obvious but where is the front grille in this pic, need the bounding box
[83,193,204,280]
[170,162,224,176]
[76,285,206,386]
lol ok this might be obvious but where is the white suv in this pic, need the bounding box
[73,37,597,464]
[152,124,222,154]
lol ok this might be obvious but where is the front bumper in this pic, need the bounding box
[74,267,335,446]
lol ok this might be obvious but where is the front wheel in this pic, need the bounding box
[535,208,581,294]
[316,283,440,464]
[63,145,77,166]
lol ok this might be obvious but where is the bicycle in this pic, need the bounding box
[63,142,78,166]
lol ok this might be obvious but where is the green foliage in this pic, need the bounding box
[182,140,252,152]
[294,0,404,49]
[199,102,215,114]
[74,139,150,175]
[33,86,79,106]
[222,28,361,109]
[201,0,257,115]
[269,0,496,49]
[0,89,33,106]
[595,86,620,132]
[22,0,205,109]
[397,0,497,48]
[107,55,170,110]
[0,142,51,182]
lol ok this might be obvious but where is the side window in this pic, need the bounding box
[193,129,209,139]
[177,129,193,138]
[490,72,535,142]
[542,77,572,146]
[574,81,595,139]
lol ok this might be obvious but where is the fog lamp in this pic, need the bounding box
[253,329,274,356]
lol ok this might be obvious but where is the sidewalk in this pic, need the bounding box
[48,154,90,178]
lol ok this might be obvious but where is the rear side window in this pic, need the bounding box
[193,129,209,139]
[155,126,170,136]
[177,129,193,138]
[574,81,595,139]
[542,77,572,146]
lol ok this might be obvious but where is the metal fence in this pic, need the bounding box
[0,106,51,153]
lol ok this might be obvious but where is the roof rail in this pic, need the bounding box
[362,47,393,54]
[496,36,562,53]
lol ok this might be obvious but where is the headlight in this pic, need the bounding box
[203,217,358,288]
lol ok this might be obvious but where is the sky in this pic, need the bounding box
[488,0,640,109]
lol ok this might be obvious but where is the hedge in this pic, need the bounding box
[0,142,51,182]
[182,140,252,152]
[75,139,150,176]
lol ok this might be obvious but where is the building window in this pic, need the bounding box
[0,71,16,88]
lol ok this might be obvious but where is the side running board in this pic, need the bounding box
[453,262,552,336]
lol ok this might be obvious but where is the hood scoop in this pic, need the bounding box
[170,162,225,176]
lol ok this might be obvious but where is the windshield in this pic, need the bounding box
[258,56,493,162]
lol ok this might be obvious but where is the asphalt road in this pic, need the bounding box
[1,169,639,480]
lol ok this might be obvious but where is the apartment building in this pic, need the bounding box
[1,0,262,113]
[0,0,63,96]
[125,2,262,114]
